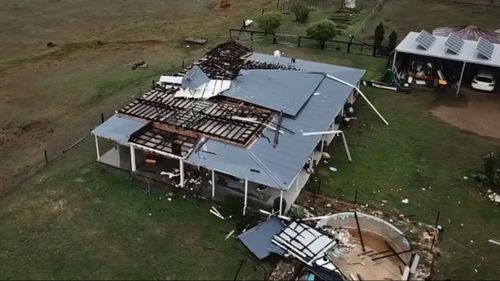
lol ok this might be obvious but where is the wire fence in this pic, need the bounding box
[230,28,391,57]
[443,0,500,6]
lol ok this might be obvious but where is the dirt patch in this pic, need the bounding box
[430,92,500,140]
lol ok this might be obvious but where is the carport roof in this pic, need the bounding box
[396,31,500,68]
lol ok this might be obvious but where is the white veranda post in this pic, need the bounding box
[130,145,137,172]
[211,170,215,198]
[243,179,248,216]
[179,159,185,187]
[94,135,100,161]
[279,190,284,215]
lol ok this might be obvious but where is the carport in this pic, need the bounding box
[392,30,500,96]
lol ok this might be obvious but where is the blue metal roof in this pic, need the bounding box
[238,217,286,259]
[91,115,148,146]
[185,53,365,190]
[223,70,325,116]
[182,66,210,89]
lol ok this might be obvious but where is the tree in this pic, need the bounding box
[256,12,282,34]
[290,1,311,23]
[388,30,398,51]
[306,19,337,49]
[374,22,385,47]
[484,152,500,188]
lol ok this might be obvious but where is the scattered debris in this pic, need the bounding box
[322,152,331,159]
[124,60,148,70]
[401,198,409,204]
[488,238,500,246]
[225,229,235,240]
[329,167,338,172]
[185,37,207,45]
[244,19,253,27]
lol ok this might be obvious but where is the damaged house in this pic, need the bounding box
[91,41,366,215]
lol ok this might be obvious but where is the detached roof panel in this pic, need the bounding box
[238,217,287,259]
[91,115,148,146]
[223,70,325,116]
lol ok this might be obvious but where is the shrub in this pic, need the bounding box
[374,22,385,47]
[290,1,311,23]
[306,19,337,49]
[256,12,282,34]
[388,30,398,51]
[484,152,500,187]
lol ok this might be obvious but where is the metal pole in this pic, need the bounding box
[391,50,398,72]
[456,62,466,97]
[94,135,100,161]
[130,145,136,172]
[340,131,352,162]
[44,150,48,165]
[324,74,389,125]
[434,210,441,228]
[211,170,215,198]
[279,190,284,215]
[179,159,185,187]
[243,179,248,216]
[354,211,366,252]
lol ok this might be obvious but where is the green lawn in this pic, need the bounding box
[2,41,498,279]
[0,139,267,280]
[319,87,500,280]
[252,43,500,279]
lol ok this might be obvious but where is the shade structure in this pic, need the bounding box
[433,25,500,44]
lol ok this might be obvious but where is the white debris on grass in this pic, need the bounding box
[402,198,409,204]
[329,167,338,172]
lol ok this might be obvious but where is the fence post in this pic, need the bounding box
[347,42,351,53]
[372,45,377,57]
[273,34,276,44]
[100,113,104,123]
[250,31,253,41]
[229,29,232,39]
[298,36,301,47]
[44,150,48,165]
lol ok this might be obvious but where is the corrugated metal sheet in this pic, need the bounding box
[186,55,365,190]
[91,115,148,145]
[238,217,287,259]
[223,70,325,116]
[396,31,500,67]
[181,66,210,89]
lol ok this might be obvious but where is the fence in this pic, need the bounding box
[229,28,390,57]
[443,0,500,6]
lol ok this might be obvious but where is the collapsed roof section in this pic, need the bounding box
[101,41,366,190]
[119,87,273,148]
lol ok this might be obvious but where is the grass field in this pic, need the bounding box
[2,0,500,280]
[0,0,273,194]
[0,138,269,280]
[251,43,500,280]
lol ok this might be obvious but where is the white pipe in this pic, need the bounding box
[94,135,100,161]
[130,145,136,172]
[279,190,284,215]
[302,130,342,136]
[324,74,389,125]
[302,130,352,162]
[211,170,215,198]
[179,159,185,187]
[243,179,248,216]
[340,131,352,162]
